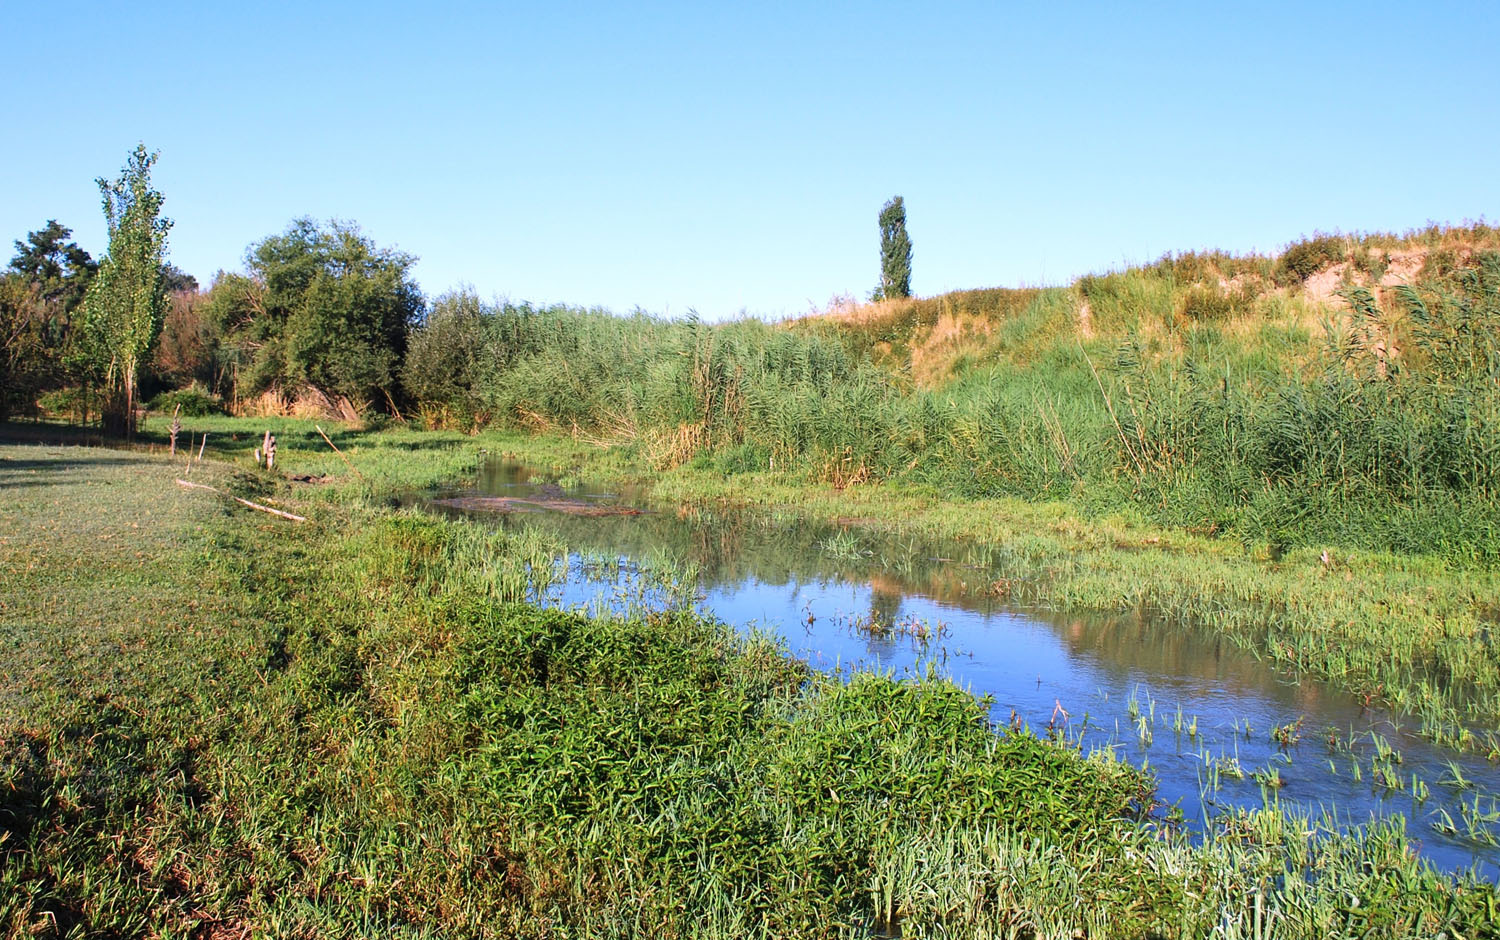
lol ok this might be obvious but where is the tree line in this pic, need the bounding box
[1,148,424,427]
[2,145,915,430]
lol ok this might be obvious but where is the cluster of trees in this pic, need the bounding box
[189,219,422,410]
[1,148,425,425]
[4,148,914,430]
[2,147,186,430]
[1,221,98,420]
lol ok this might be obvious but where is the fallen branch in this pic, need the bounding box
[175,478,307,522]
[315,425,365,479]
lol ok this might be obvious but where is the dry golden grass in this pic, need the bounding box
[644,421,709,469]
[234,385,366,426]
[909,309,993,385]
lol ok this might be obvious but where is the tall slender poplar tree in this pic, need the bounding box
[878,195,912,300]
[81,145,172,436]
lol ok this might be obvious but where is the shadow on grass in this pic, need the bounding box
[0,456,147,472]
[0,420,118,448]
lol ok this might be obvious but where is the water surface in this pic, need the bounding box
[428,460,1500,876]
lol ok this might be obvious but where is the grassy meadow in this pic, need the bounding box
[3,439,1498,938]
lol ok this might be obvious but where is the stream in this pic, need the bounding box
[426,460,1500,877]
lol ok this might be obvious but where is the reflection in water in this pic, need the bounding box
[424,460,1500,876]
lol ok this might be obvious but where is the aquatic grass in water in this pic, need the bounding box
[840,610,950,646]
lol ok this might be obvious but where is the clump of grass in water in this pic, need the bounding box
[1217,754,1246,782]
[842,611,950,645]
[1254,763,1286,793]
[1440,760,1475,790]
[1136,713,1153,747]
[818,529,868,562]
[633,546,702,608]
[1411,773,1431,803]
[1459,794,1500,846]
[576,550,625,581]
[1271,716,1304,750]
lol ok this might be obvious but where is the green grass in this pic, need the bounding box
[3,442,1498,937]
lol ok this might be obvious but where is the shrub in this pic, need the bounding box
[147,384,228,416]
[1417,247,1462,283]
[1277,235,1346,284]
[1179,284,1240,322]
[402,289,489,427]
[37,387,95,422]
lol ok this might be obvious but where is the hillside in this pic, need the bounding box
[797,223,1500,388]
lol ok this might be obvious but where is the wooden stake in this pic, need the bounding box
[315,425,365,479]
[175,479,307,522]
[169,404,181,456]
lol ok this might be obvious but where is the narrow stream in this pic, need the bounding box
[427,460,1500,877]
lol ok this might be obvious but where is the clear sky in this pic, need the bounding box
[6,1,1498,319]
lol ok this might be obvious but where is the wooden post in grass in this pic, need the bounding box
[256,430,276,470]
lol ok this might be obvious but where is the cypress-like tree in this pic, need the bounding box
[80,145,172,436]
[877,195,912,300]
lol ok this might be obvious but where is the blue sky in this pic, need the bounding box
[6,1,1498,319]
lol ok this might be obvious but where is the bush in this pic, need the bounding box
[402,289,489,426]
[147,384,227,416]
[1277,235,1345,284]
[37,387,94,422]
[1178,284,1244,322]
[1418,247,1462,283]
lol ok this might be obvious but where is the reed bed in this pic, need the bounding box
[402,242,1500,574]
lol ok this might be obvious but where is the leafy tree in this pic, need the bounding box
[199,270,267,402]
[0,277,48,419]
[9,220,97,311]
[80,145,172,435]
[877,195,912,300]
[0,220,98,417]
[161,264,199,294]
[232,218,422,410]
[149,265,218,395]
[153,290,217,392]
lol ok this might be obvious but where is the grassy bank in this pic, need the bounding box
[2,441,1498,937]
[386,227,1500,570]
